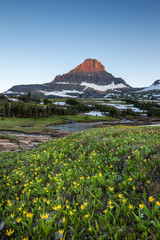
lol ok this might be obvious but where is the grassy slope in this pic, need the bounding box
[0,115,115,134]
[0,126,160,239]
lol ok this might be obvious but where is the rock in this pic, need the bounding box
[0,221,5,231]
[19,144,33,149]
[0,133,51,152]
[69,58,105,73]
[0,145,4,151]
[0,139,10,143]
[55,230,64,240]
[58,218,64,227]
[32,137,49,142]
[0,143,18,151]
[18,140,31,145]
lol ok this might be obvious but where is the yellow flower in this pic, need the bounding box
[10,213,15,218]
[84,214,90,218]
[6,228,15,236]
[26,212,33,218]
[108,186,114,191]
[63,217,66,222]
[59,229,64,235]
[16,217,22,223]
[40,213,49,219]
[139,204,144,208]
[149,196,155,202]
[80,205,85,210]
[118,193,123,199]
[33,198,38,203]
[103,209,107,214]
[128,204,133,210]
[108,200,113,205]
[122,198,127,203]
[22,236,29,240]
[88,227,92,231]
[128,177,133,181]
[132,186,136,190]
[69,210,74,215]
[99,173,102,177]
[156,201,160,206]
[23,210,26,215]
[79,176,84,180]
[109,205,114,209]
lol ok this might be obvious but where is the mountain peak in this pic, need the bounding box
[69,59,106,74]
[153,80,160,85]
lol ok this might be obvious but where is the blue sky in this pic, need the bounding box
[0,0,160,92]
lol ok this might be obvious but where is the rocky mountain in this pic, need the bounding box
[126,80,160,100]
[138,80,160,92]
[4,59,131,98]
[106,80,160,100]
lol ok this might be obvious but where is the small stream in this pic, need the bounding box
[47,119,133,132]
[0,121,160,136]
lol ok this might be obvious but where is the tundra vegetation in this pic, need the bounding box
[1,95,160,120]
[124,99,160,117]
[0,126,160,239]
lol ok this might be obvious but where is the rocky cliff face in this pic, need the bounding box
[54,59,121,85]
[69,59,106,73]
[4,59,131,98]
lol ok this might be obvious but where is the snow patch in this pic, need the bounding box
[138,83,160,92]
[54,102,67,106]
[8,98,19,102]
[80,81,128,91]
[84,111,106,117]
[3,90,14,94]
[55,82,78,85]
[40,90,84,98]
[101,102,146,112]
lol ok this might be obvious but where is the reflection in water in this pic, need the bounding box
[47,120,133,132]
[48,121,109,132]
[48,120,160,133]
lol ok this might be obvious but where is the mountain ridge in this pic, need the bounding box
[3,59,160,99]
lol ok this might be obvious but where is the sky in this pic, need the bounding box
[0,0,160,93]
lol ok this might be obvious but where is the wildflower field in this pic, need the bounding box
[0,126,160,239]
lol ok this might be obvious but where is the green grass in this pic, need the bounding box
[0,115,116,134]
[0,126,160,239]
